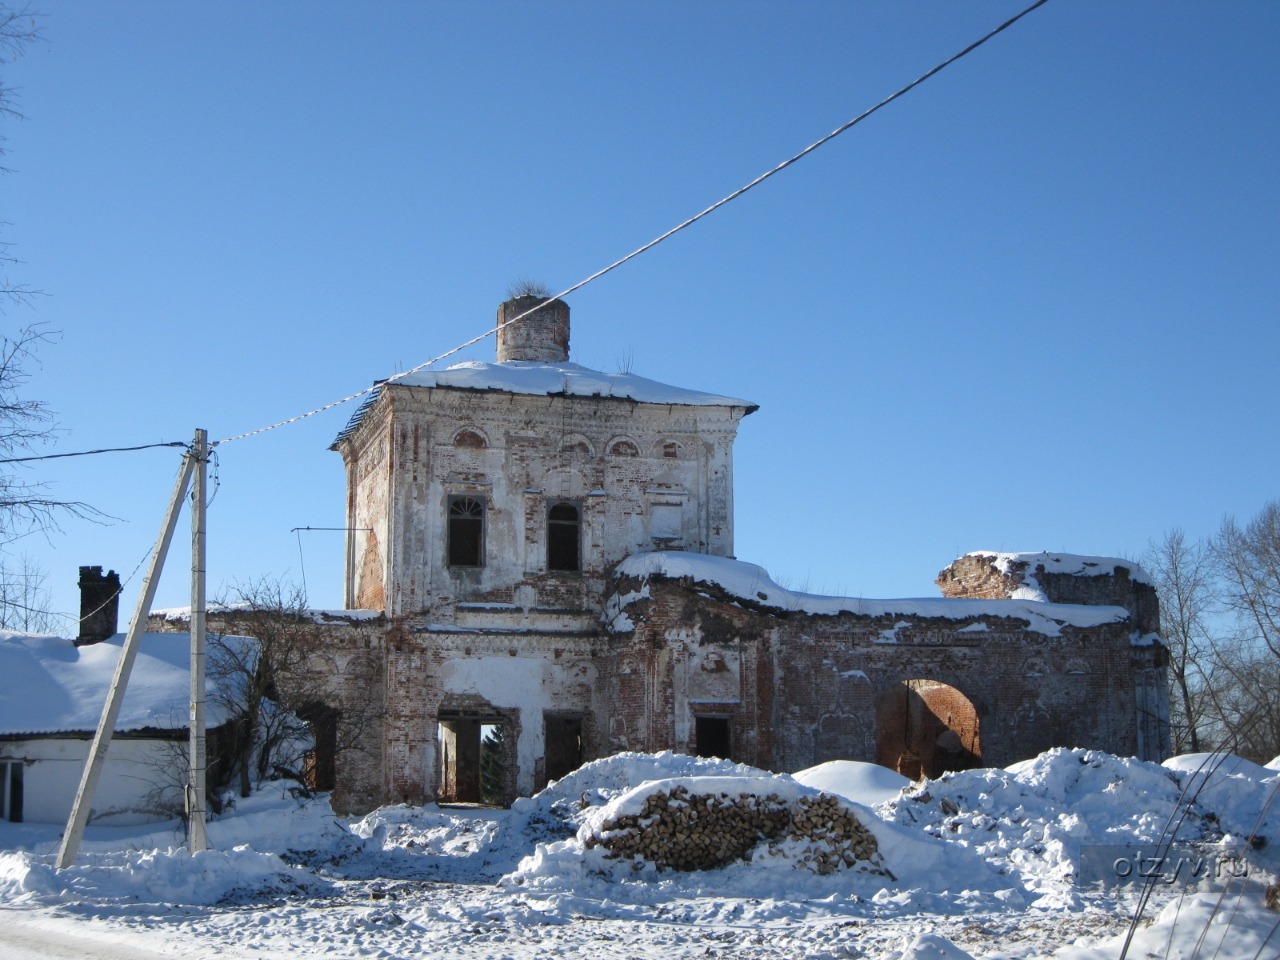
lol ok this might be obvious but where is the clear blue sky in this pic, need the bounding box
[4,1,1278,627]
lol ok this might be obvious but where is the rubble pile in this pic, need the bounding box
[585,785,886,875]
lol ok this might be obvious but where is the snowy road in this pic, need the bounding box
[0,912,179,960]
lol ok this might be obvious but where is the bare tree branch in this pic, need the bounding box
[1144,529,1216,753]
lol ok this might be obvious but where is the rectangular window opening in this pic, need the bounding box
[547,502,581,572]
[447,496,485,568]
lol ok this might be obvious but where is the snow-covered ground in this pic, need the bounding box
[2,749,1277,959]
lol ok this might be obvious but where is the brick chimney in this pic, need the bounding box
[495,295,569,363]
[76,565,120,646]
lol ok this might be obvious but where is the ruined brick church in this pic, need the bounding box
[224,297,1173,811]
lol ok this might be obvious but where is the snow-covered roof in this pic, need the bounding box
[335,360,758,444]
[968,551,1151,585]
[612,552,1131,636]
[0,630,252,737]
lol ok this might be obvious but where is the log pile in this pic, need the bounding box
[584,785,887,876]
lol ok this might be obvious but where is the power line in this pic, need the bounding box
[0,441,188,465]
[211,0,1052,447]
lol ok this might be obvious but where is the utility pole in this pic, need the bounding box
[187,428,209,852]
[58,441,197,869]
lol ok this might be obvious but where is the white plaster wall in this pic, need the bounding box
[1,737,183,825]
[437,653,597,796]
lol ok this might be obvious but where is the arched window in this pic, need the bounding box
[547,502,581,572]
[662,441,680,459]
[454,430,487,449]
[609,439,639,457]
[448,496,485,567]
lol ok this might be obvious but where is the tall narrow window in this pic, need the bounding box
[547,502,581,572]
[448,496,485,567]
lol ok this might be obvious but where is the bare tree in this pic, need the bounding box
[1215,500,1280,661]
[207,579,378,799]
[0,326,98,631]
[1205,500,1280,762]
[0,552,56,631]
[1144,529,1217,753]
[0,9,96,630]
[1,4,42,307]
[0,326,95,544]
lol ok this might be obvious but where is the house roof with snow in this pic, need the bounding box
[0,631,253,737]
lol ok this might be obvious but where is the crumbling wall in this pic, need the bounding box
[937,553,1159,634]
[606,565,1167,776]
[601,570,775,769]
[382,613,602,805]
[145,610,388,814]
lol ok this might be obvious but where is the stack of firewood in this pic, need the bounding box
[584,784,886,876]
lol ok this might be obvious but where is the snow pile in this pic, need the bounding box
[330,751,779,884]
[793,759,912,807]
[2,844,331,907]
[1161,752,1280,841]
[1053,889,1280,960]
[883,748,1279,907]
[0,783,346,906]
[516,749,777,819]
[505,770,1006,913]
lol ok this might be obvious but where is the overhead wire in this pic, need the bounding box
[0,440,188,464]
[5,1,1058,629]
[212,0,1053,449]
[3,439,202,627]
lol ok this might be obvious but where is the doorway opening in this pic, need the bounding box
[694,716,732,760]
[438,713,510,805]
[876,679,981,780]
[543,713,583,787]
[297,702,339,792]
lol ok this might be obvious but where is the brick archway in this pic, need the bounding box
[875,679,982,780]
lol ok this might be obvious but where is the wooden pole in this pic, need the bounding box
[58,443,197,868]
[187,428,209,852]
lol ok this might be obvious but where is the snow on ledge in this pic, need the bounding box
[613,552,1130,636]
[151,605,383,624]
[967,551,1151,586]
